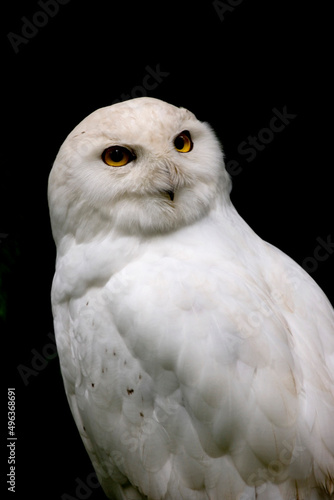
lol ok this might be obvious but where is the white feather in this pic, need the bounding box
[49,97,334,499]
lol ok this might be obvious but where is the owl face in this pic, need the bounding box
[48,98,231,242]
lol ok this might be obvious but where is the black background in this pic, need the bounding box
[2,1,333,499]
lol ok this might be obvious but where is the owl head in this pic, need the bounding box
[48,97,231,243]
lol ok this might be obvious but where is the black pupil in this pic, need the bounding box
[174,135,185,150]
[110,148,125,163]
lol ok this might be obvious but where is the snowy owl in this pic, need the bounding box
[48,97,334,500]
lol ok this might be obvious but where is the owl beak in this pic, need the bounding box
[160,164,176,201]
[166,190,174,201]
[160,189,174,201]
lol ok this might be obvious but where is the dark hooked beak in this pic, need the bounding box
[166,190,174,201]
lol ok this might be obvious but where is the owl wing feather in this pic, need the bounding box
[52,211,334,500]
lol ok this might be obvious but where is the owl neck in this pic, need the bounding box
[51,199,258,305]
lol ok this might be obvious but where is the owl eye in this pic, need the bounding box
[102,146,135,167]
[174,130,193,153]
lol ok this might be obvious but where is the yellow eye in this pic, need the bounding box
[102,146,135,167]
[174,130,193,153]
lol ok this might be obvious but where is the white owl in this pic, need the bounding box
[48,97,334,500]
